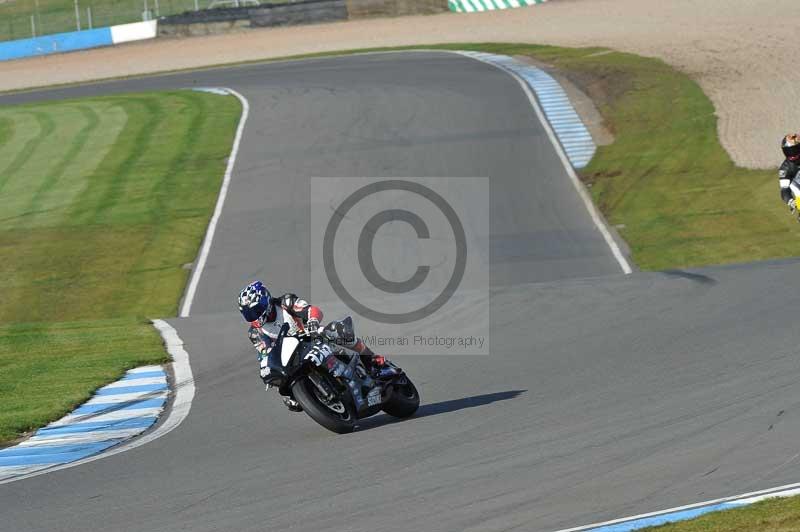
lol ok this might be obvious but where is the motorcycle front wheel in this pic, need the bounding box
[291,374,357,434]
[382,376,420,418]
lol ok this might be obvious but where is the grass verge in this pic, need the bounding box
[0,319,166,443]
[0,89,240,444]
[642,496,800,531]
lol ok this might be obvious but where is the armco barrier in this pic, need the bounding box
[0,27,112,61]
[0,20,157,62]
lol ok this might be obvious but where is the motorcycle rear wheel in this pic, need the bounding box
[382,377,420,418]
[292,375,357,434]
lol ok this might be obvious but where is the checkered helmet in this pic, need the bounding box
[237,281,273,324]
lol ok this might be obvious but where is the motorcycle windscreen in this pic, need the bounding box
[280,337,299,366]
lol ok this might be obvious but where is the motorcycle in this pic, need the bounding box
[263,318,420,434]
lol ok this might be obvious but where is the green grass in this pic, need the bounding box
[642,496,800,531]
[0,90,240,444]
[0,319,166,443]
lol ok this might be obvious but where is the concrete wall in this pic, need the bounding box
[158,0,447,36]
[158,19,251,37]
[250,0,347,27]
[346,0,447,18]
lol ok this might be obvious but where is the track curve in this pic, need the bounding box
[2,52,800,532]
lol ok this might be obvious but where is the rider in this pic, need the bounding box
[237,280,394,412]
[779,133,800,212]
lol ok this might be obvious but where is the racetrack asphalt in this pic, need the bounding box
[2,52,800,532]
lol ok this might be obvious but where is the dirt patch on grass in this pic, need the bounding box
[513,53,616,146]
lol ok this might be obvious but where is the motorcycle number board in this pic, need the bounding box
[367,388,382,407]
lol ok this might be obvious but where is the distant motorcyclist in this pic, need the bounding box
[779,133,800,213]
[237,281,396,412]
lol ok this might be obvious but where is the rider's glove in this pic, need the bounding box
[306,319,320,334]
[789,199,796,212]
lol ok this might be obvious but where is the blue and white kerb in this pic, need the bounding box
[0,365,167,482]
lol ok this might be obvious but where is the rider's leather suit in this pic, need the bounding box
[779,159,800,205]
[247,293,376,371]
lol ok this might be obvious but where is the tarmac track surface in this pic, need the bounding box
[2,52,800,532]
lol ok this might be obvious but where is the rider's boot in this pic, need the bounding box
[282,396,303,412]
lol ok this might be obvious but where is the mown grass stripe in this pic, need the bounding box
[15,105,100,229]
[29,103,128,230]
[0,116,12,147]
[80,97,162,224]
[0,112,52,194]
[0,91,239,445]
[123,93,201,293]
[150,92,205,218]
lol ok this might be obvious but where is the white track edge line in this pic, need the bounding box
[0,320,194,485]
[456,51,632,275]
[179,87,250,317]
[549,481,800,532]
